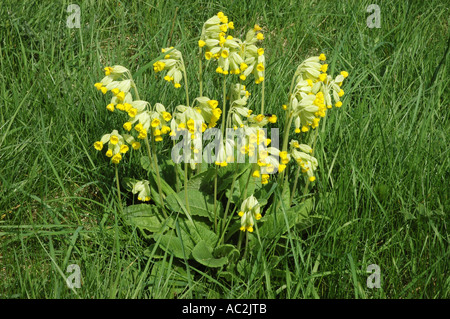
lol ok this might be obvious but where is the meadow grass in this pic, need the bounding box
[0,0,448,299]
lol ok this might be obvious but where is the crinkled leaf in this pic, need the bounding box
[122,204,172,236]
[166,189,223,221]
[257,198,313,239]
[192,240,228,268]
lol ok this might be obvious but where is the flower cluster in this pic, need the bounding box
[281,54,349,181]
[289,54,349,132]
[153,47,185,88]
[93,130,137,164]
[238,195,261,232]
[199,12,266,83]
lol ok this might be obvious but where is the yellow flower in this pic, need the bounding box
[106,149,113,157]
[257,48,264,56]
[220,24,228,32]
[120,144,129,154]
[341,71,349,78]
[137,129,147,139]
[106,103,115,112]
[256,114,264,122]
[123,122,132,131]
[162,111,172,121]
[268,115,277,123]
[151,118,161,128]
[110,135,119,145]
[319,53,326,61]
[134,123,143,132]
[309,176,316,182]
[132,141,141,150]
[221,49,229,59]
[198,40,206,48]
[94,141,103,151]
[127,108,138,117]
[256,33,264,40]
[161,125,171,134]
[254,24,262,31]
[335,101,342,107]
[256,63,265,72]
[116,91,125,101]
[111,153,122,164]
[240,63,248,71]
[153,61,165,72]
[104,67,113,76]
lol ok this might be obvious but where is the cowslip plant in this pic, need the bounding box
[92,12,349,269]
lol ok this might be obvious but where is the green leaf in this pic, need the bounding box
[192,240,228,268]
[214,244,240,262]
[122,204,172,235]
[160,158,184,187]
[190,219,219,245]
[166,189,223,221]
[257,198,313,239]
[140,155,152,171]
[186,168,216,194]
[157,228,195,259]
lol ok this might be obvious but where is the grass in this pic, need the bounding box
[0,0,448,299]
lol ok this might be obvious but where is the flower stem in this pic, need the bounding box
[213,165,218,232]
[144,135,155,171]
[115,164,123,213]
[184,161,191,215]
[181,57,190,106]
[221,162,239,240]
[289,165,301,206]
[198,47,203,97]
[220,74,227,135]
[147,135,168,218]
[260,78,265,115]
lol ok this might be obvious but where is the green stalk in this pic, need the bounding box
[115,164,123,213]
[289,166,301,206]
[184,161,191,216]
[220,74,227,135]
[147,135,168,218]
[221,162,239,240]
[301,127,320,201]
[260,77,265,115]
[213,75,228,233]
[198,47,203,97]
[181,56,190,106]
[213,165,218,232]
